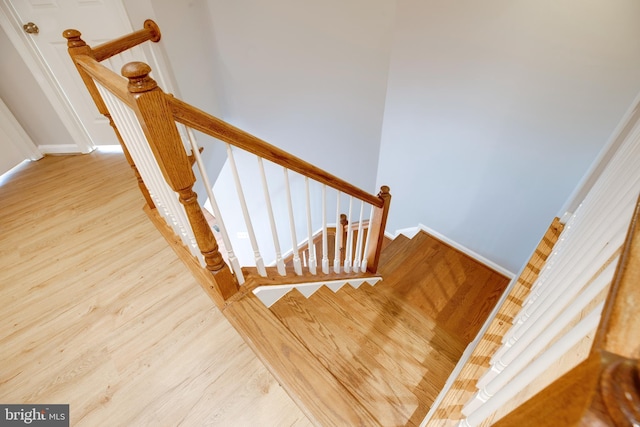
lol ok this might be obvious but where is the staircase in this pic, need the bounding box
[60,18,640,427]
[224,230,510,426]
[64,21,615,426]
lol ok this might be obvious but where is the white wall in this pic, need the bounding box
[204,0,395,192]
[191,0,396,264]
[0,26,75,151]
[122,0,229,202]
[377,0,640,272]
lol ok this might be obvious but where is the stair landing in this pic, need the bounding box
[223,230,510,426]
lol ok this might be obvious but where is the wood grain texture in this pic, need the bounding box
[271,288,423,426]
[0,153,310,426]
[223,289,380,426]
[596,194,640,359]
[258,228,501,426]
[91,20,161,62]
[377,231,511,344]
[427,218,564,425]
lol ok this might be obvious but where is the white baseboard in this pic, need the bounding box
[388,223,515,279]
[38,144,94,155]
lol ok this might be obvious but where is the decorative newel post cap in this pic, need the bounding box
[144,19,162,42]
[380,185,390,194]
[63,29,86,48]
[121,62,157,93]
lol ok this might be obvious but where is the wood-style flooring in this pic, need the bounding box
[0,152,310,426]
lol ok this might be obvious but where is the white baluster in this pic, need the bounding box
[284,168,302,275]
[226,144,266,276]
[507,163,639,344]
[494,225,626,364]
[506,185,637,345]
[479,259,617,389]
[462,304,602,425]
[344,197,354,273]
[333,192,342,274]
[98,83,202,262]
[321,185,329,274]
[305,177,317,275]
[258,157,286,276]
[458,116,640,426]
[187,129,244,284]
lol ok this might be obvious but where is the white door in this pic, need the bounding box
[7,0,143,146]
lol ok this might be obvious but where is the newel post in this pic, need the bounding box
[63,29,154,209]
[121,61,239,300]
[365,186,391,273]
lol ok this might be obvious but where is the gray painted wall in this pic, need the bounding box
[203,0,396,191]
[376,0,640,272]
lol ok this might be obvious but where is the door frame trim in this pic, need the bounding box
[0,0,95,154]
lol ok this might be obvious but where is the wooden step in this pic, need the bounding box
[223,290,380,426]
[377,231,433,277]
[270,288,425,426]
[377,233,411,266]
[316,285,461,402]
[223,228,510,425]
[377,230,510,344]
[339,283,465,363]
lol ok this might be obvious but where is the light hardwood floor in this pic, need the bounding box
[0,152,311,426]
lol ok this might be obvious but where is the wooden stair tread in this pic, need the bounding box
[376,233,412,268]
[314,286,457,405]
[377,231,434,277]
[270,288,424,426]
[377,230,510,344]
[339,283,465,363]
[220,228,509,426]
[223,291,381,426]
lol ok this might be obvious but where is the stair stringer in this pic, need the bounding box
[253,277,382,308]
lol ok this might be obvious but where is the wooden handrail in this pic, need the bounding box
[72,56,131,103]
[92,20,161,62]
[169,97,384,208]
[72,53,391,274]
[595,194,640,358]
[64,26,156,210]
[67,20,390,283]
[68,28,384,209]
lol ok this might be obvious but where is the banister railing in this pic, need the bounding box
[168,97,384,208]
[169,95,391,274]
[492,196,640,427]
[64,21,391,306]
[91,20,161,62]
